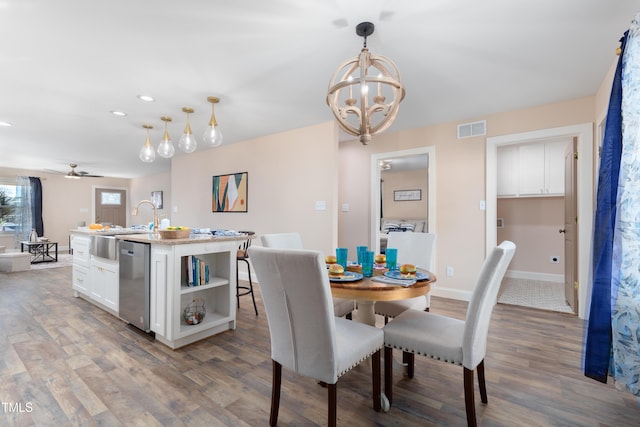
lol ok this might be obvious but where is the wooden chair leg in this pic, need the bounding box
[477,360,487,404]
[328,383,337,427]
[372,350,381,412]
[464,367,477,427]
[384,347,394,405]
[403,351,415,378]
[270,360,282,426]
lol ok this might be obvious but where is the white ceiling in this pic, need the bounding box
[0,1,638,179]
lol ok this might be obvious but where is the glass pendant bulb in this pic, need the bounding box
[157,116,175,158]
[203,96,223,147]
[179,107,197,153]
[139,124,156,163]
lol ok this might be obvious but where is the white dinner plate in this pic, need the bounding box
[384,270,430,281]
[328,271,363,282]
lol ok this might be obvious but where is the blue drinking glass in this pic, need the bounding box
[336,247,348,269]
[362,251,374,277]
[386,248,398,271]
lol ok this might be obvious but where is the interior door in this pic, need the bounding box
[95,188,126,227]
[563,138,578,313]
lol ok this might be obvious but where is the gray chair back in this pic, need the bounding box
[249,246,340,382]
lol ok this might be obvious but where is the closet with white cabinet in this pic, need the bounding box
[497,139,569,198]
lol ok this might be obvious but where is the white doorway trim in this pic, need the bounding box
[486,123,593,319]
[370,146,436,253]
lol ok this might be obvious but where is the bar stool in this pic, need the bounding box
[236,231,258,315]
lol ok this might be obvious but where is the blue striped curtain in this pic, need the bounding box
[585,14,640,397]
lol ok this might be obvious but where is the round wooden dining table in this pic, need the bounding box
[330,270,436,325]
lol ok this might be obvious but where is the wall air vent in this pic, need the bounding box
[457,120,487,139]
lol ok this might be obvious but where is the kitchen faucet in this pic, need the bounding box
[133,200,159,234]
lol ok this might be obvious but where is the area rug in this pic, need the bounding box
[28,253,73,270]
[498,277,574,314]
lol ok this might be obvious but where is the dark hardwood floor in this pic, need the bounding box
[1,266,639,426]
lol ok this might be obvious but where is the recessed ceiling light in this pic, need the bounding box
[110,110,127,117]
[137,94,155,102]
[0,121,12,127]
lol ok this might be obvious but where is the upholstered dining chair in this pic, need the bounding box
[383,241,515,427]
[260,232,304,249]
[375,232,437,323]
[248,246,384,426]
[260,232,355,319]
[236,231,258,315]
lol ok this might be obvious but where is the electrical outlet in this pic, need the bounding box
[550,256,560,264]
[446,266,454,277]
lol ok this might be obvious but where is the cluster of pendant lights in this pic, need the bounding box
[139,96,222,163]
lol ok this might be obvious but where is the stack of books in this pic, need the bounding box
[184,255,210,286]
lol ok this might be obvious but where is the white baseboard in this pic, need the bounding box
[505,270,564,283]
[431,287,472,302]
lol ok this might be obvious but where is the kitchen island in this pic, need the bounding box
[70,229,248,349]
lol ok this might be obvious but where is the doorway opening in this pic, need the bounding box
[486,123,593,319]
[494,137,574,314]
[370,147,436,254]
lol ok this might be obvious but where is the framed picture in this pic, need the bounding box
[394,189,422,201]
[212,172,248,212]
[151,191,163,209]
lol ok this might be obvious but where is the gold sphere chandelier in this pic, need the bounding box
[327,22,405,145]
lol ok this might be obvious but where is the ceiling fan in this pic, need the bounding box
[47,163,104,179]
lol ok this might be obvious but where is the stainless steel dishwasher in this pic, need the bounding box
[119,240,151,333]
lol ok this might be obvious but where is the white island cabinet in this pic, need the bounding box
[70,234,91,296]
[71,232,120,315]
[70,229,246,350]
[117,234,244,350]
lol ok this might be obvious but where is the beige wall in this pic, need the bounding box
[337,96,597,299]
[381,169,428,220]
[497,197,564,276]
[2,59,618,301]
[0,167,130,251]
[170,121,338,256]
[129,171,172,226]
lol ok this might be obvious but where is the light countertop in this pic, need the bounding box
[114,233,248,245]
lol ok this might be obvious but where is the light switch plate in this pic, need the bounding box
[315,200,326,211]
[341,203,349,212]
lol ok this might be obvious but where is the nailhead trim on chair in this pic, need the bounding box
[337,347,383,378]
[386,345,462,366]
